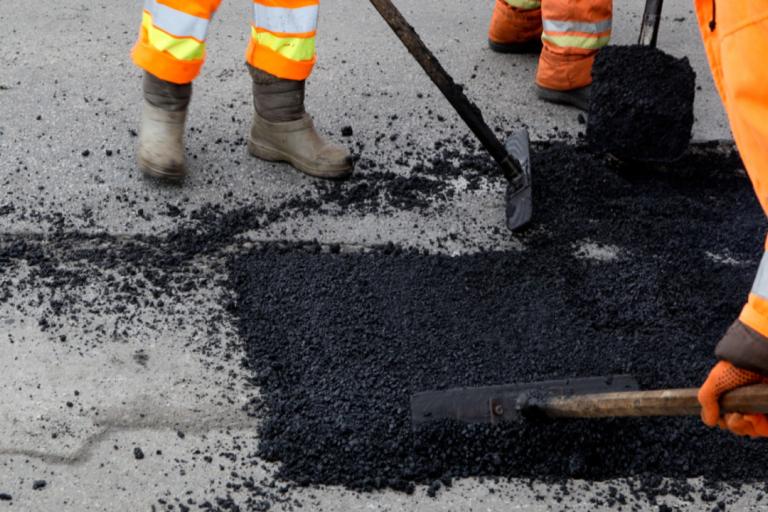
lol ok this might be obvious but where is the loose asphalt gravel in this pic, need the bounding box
[230,141,767,508]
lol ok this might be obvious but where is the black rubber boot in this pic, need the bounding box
[535,84,591,112]
[488,39,543,54]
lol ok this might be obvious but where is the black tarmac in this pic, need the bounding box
[232,142,768,504]
[588,45,696,162]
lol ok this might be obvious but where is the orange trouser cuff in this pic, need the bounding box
[488,0,542,45]
[132,39,202,85]
[245,41,316,82]
[535,47,595,91]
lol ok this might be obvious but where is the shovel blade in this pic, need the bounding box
[504,129,533,231]
[410,375,639,428]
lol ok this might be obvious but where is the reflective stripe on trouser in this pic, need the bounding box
[246,0,319,81]
[132,0,220,84]
[696,1,768,337]
[536,0,612,91]
[504,0,541,9]
[132,0,318,84]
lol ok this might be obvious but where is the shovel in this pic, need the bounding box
[410,375,768,427]
[638,0,664,48]
[368,0,533,231]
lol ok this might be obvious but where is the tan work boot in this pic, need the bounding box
[247,64,353,179]
[137,72,191,181]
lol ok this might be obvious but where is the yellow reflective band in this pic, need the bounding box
[542,33,611,50]
[250,27,316,62]
[142,12,205,62]
[504,0,541,9]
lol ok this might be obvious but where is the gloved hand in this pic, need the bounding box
[698,360,768,438]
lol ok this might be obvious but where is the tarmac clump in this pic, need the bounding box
[231,142,765,502]
[587,45,696,162]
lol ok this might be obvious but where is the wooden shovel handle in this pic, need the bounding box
[542,383,768,418]
[366,0,526,185]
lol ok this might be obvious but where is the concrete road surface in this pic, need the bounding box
[0,1,757,511]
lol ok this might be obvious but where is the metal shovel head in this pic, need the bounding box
[410,375,639,428]
[504,129,533,231]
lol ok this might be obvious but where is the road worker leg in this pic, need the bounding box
[132,0,221,85]
[488,0,543,54]
[535,0,612,110]
[693,0,768,336]
[132,0,220,179]
[695,0,768,437]
[246,0,319,81]
[245,1,352,178]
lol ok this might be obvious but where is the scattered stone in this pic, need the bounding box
[32,480,47,490]
[134,447,145,460]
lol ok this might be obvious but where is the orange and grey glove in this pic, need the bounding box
[698,360,768,437]
[698,320,768,438]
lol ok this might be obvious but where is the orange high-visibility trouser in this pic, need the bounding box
[132,0,319,84]
[694,1,768,337]
[499,0,612,90]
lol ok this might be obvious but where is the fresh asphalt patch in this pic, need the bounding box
[231,142,768,505]
[3,140,765,509]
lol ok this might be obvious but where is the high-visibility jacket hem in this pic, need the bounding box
[739,297,768,339]
[245,40,316,81]
[715,320,768,376]
[132,39,202,85]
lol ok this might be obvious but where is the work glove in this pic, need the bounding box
[698,360,768,438]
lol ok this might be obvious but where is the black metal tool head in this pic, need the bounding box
[410,375,639,428]
[503,129,533,231]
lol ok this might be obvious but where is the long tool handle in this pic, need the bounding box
[367,0,523,184]
[638,0,664,47]
[541,384,768,418]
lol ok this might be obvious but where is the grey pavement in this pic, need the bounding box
[0,1,758,511]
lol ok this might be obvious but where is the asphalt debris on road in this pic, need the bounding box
[231,141,766,507]
[1,137,762,510]
[588,45,696,162]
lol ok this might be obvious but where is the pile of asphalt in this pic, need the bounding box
[231,142,767,505]
[588,45,696,162]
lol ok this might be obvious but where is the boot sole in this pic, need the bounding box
[488,39,542,54]
[535,85,589,112]
[138,155,187,182]
[247,138,353,180]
